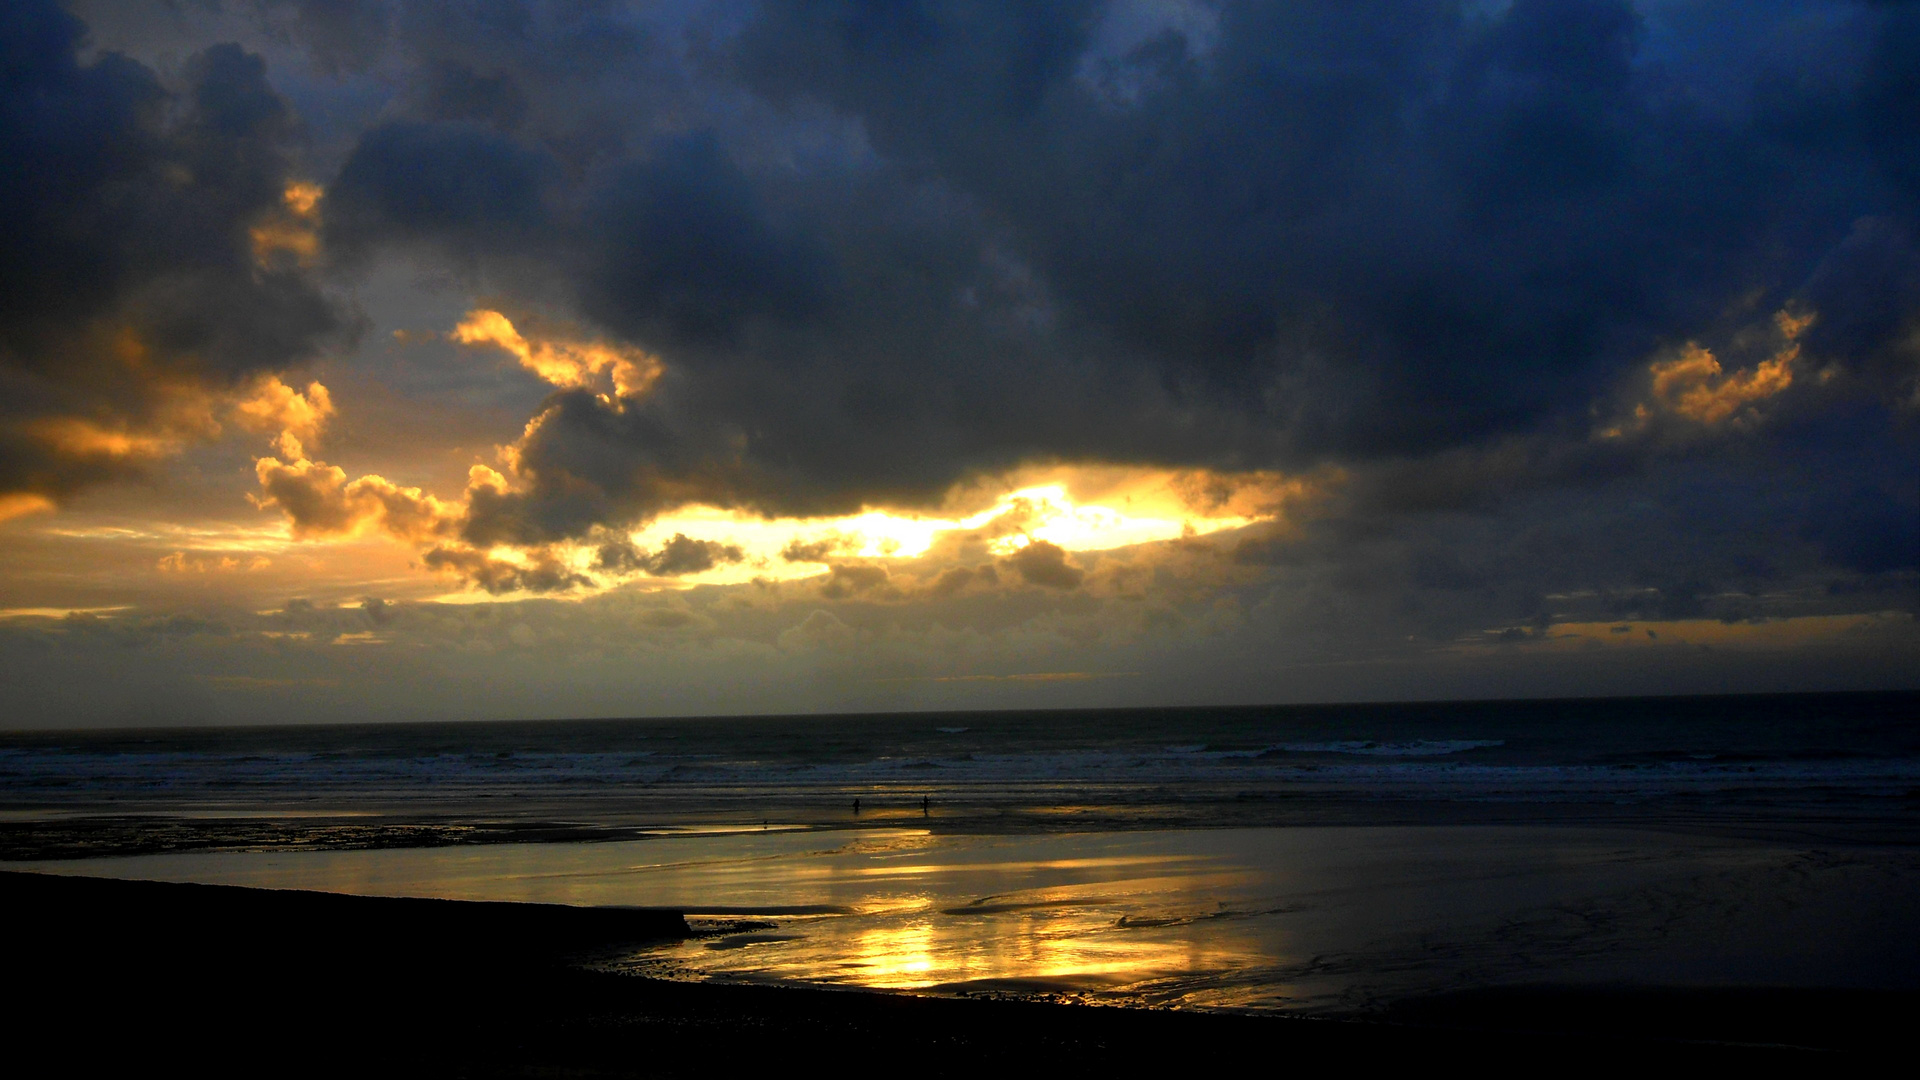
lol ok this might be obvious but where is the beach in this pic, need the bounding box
[19,822,1920,1013]
[6,696,1919,1068]
[6,870,1903,1076]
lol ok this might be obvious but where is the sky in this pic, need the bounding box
[1,0,1915,728]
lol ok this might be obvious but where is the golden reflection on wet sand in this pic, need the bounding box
[22,825,1873,1010]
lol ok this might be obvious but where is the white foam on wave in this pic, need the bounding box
[1275,739,1506,757]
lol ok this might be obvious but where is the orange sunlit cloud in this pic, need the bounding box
[1600,308,1812,438]
[44,520,301,554]
[282,181,323,216]
[1651,343,1795,424]
[452,309,662,399]
[156,551,272,574]
[249,181,323,266]
[0,494,56,524]
[231,376,334,449]
[242,373,460,545]
[233,306,1327,597]
[13,509,450,609]
[2,336,349,525]
[253,451,459,543]
[236,371,1310,599]
[25,417,181,462]
[1467,612,1906,652]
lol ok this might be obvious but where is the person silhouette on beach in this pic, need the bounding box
[853,798,860,815]
[922,796,929,817]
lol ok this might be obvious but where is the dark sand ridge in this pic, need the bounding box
[4,871,1908,1075]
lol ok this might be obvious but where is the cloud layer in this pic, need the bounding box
[0,0,1913,724]
[1,3,347,508]
[233,0,1916,562]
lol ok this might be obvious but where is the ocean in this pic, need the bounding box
[6,692,1918,1011]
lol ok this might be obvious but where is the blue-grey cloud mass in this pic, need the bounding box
[0,0,1913,724]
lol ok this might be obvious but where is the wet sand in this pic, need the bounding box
[4,870,1908,1075]
[23,824,1920,1011]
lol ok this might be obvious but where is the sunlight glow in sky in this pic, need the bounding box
[421,477,1264,598]
[666,483,1245,569]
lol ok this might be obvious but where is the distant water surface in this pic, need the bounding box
[3,693,1916,840]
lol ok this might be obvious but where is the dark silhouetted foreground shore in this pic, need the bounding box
[4,871,1904,1076]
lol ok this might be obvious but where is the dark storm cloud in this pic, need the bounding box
[0,1,344,502]
[1797,216,1920,400]
[247,0,394,76]
[1004,541,1085,591]
[1861,5,1920,197]
[819,563,890,599]
[325,119,558,259]
[21,1,1913,594]
[1804,480,1920,575]
[420,544,589,594]
[593,531,745,576]
[275,0,1918,571]
[417,60,530,129]
[581,132,833,344]
[730,0,1889,444]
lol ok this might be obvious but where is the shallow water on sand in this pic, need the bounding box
[24,823,1920,1011]
[10,696,1918,1010]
